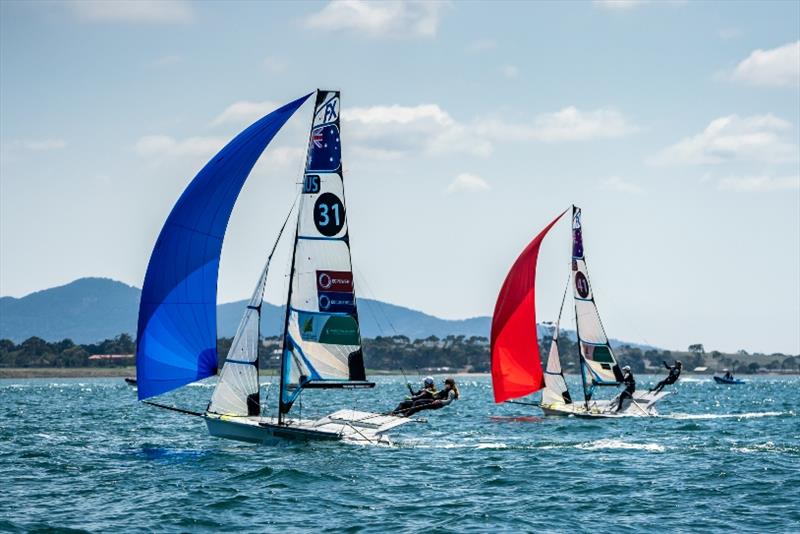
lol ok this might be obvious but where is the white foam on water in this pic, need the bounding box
[665,411,784,420]
[476,443,508,450]
[730,442,797,454]
[575,438,666,452]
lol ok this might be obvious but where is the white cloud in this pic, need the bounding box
[500,65,520,79]
[66,0,194,23]
[651,114,797,166]
[343,104,492,157]
[467,39,496,52]
[600,176,644,194]
[134,135,226,159]
[717,175,800,192]
[730,41,800,88]
[341,104,636,158]
[211,100,281,127]
[304,0,447,38]
[445,173,490,194]
[476,107,637,143]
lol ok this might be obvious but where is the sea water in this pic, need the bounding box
[1,375,798,532]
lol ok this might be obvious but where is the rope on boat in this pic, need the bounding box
[142,400,204,417]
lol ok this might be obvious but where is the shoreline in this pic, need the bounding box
[1,367,797,379]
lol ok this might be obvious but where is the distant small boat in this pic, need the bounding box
[714,376,745,385]
[124,378,137,386]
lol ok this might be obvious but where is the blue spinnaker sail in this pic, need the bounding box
[136,93,312,400]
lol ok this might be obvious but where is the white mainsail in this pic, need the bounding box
[571,207,623,398]
[280,90,370,415]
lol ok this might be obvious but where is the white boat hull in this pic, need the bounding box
[205,409,411,445]
[540,391,672,418]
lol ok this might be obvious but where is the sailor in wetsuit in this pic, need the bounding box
[391,376,436,415]
[650,360,682,394]
[616,366,636,413]
[401,377,460,417]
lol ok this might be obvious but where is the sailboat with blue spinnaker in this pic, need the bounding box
[135,90,411,444]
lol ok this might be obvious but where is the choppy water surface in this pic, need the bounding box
[1,375,798,532]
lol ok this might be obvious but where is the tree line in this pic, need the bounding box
[1,333,798,374]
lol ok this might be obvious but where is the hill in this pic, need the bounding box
[1,277,656,349]
[0,278,496,344]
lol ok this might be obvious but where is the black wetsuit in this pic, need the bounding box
[651,362,681,393]
[616,371,636,412]
[391,389,435,415]
[402,388,457,417]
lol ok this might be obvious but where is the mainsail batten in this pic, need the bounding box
[280,90,371,416]
[135,94,311,401]
[490,210,567,403]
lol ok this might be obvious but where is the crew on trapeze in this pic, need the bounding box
[615,365,636,413]
[391,377,459,417]
[650,360,682,394]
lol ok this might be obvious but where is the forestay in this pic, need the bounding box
[207,202,296,416]
[542,281,573,406]
[280,90,371,414]
[135,94,311,400]
[571,206,623,398]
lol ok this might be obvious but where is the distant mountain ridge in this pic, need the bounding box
[0,278,656,350]
[0,278,494,344]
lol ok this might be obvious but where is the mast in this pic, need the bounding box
[278,194,302,425]
[573,207,591,408]
[570,205,623,409]
[207,199,298,418]
[277,89,373,423]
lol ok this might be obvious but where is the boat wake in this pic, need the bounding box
[664,411,786,420]
[573,438,665,452]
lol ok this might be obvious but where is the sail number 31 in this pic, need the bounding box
[314,192,345,236]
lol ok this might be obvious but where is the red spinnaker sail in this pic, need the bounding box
[491,210,566,403]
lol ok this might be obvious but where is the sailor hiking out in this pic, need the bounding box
[651,360,682,394]
[391,378,459,417]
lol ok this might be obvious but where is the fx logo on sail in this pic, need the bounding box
[314,95,339,126]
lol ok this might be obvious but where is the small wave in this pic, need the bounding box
[575,438,665,452]
[731,442,798,455]
[665,411,784,420]
[476,443,508,450]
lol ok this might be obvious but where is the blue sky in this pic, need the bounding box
[1,0,798,353]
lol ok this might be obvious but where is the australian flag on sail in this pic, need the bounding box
[306,125,341,172]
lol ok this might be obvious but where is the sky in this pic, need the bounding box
[1,0,798,354]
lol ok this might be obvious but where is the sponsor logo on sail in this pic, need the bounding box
[318,291,355,313]
[316,270,353,292]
